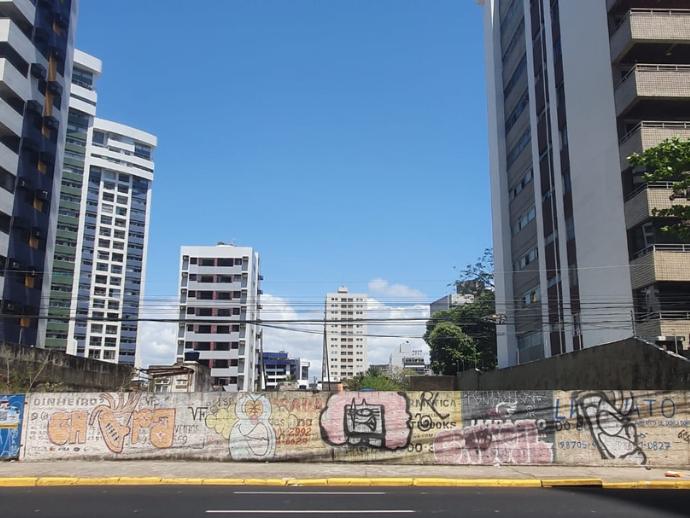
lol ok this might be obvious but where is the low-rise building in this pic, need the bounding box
[146,361,212,393]
[390,341,431,375]
[429,293,475,316]
[262,351,310,389]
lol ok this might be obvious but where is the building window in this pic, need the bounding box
[513,205,536,235]
[522,286,540,305]
[509,167,533,200]
[506,127,531,167]
[93,131,106,145]
[514,246,538,271]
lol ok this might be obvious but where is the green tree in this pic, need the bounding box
[425,250,498,371]
[427,322,479,375]
[450,290,497,368]
[629,137,690,240]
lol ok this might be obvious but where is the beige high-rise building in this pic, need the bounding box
[322,287,368,382]
[482,0,690,367]
[177,244,262,392]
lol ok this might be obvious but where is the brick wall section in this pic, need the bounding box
[620,126,690,169]
[629,248,690,290]
[629,250,655,289]
[636,319,690,341]
[637,68,690,99]
[615,68,690,115]
[654,249,690,282]
[624,187,689,229]
[611,11,690,62]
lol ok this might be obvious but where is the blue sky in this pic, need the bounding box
[75,1,491,367]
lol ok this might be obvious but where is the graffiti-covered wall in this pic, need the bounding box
[1,394,24,459]
[19,391,690,467]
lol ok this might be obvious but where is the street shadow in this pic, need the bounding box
[552,487,690,518]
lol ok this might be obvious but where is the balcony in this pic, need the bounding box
[614,64,690,117]
[0,0,35,34]
[0,57,30,101]
[610,9,690,63]
[624,182,688,228]
[636,312,690,345]
[187,281,241,292]
[619,121,690,169]
[185,332,240,342]
[630,244,690,289]
[210,367,240,378]
[187,264,242,275]
[0,19,39,70]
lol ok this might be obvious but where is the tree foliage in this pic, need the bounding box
[344,367,406,391]
[424,249,498,373]
[426,322,479,376]
[628,137,690,240]
[454,247,494,294]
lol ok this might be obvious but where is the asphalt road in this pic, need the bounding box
[0,486,688,517]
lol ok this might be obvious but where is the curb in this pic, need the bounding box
[0,477,688,489]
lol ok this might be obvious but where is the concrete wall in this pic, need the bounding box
[452,338,690,391]
[1,343,133,392]
[18,390,690,467]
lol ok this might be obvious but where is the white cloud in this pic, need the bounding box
[134,289,433,379]
[366,298,430,366]
[137,298,178,368]
[368,278,425,299]
[260,293,324,379]
[261,293,431,378]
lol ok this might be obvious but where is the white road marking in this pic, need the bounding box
[206,511,415,514]
[234,492,387,495]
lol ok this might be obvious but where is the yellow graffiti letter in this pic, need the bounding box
[48,411,88,445]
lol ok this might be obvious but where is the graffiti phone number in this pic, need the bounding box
[278,426,312,446]
[643,441,671,451]
[558,441,590,450]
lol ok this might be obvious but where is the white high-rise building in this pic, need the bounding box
[322,287,368,382]
[40,48,157,367]
[65,118,156,366]
[482,0,690,367]
[177,244,262,392]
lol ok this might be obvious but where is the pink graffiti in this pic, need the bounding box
[434,420,553,465]
[320,392,411,450]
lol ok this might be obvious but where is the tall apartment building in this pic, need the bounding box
[0,0,78,346]
[64,118,155,366]
[322,287,368,382]
[482,0,690,367]
[39,50,156,366]
[42,49,100,352]
[177,244,262,392]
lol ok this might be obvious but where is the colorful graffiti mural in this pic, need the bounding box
[16,390,690,466]
[206,394,277,460]
[319,392,412,450]
[433,391,555,465]
[0,394,24,459]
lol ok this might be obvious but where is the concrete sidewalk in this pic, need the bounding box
[0,461,687,486]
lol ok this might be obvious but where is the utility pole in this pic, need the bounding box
[630,310,637,336]
[322,299,331,390]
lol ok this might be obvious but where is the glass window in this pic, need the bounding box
[92,131,106,145]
